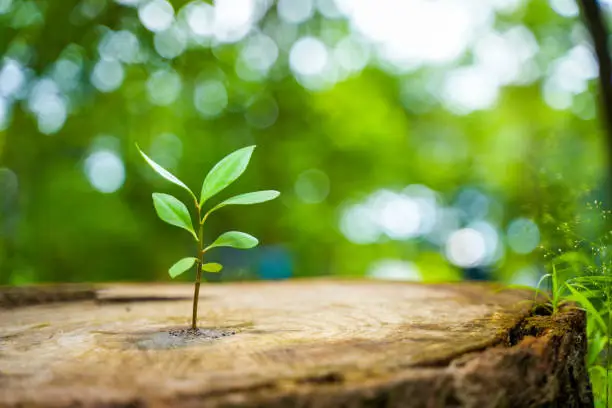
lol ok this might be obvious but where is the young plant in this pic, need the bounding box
[137,144,279,329]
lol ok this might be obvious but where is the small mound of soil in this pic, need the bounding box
[133,328,237,350]
[169,328,237,339]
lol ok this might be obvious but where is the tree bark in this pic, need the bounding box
[0,280,593,407]
[578,0,612,187]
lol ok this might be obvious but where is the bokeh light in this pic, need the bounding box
[183,1,215,38]
[295,169,330,204]
[27,79,67,135]
[367,259,421,281]
[378,193,421,240]
[146,69,182,106]
[84,150,126,193]
[507,218,540,254]
[52,59,82,92]
[91,59,125,93]
[442,66,499,114]
[543,44,598,110]
[0,97,8,129]
[0,59,25,98]
[239,33,279,77]
[334,36,370,74]
[212,0,260,43]
[316,0,343,19]
[277,0,314,24]
[244,95,279,128]
[154,25,187,59]
[98,30,142,64]
[339,203,380,245]
[138,0,174,33]
[455,188,490,221]
[549,0,579,17]
[0,0,12,15]
[510,265,540,287]
[194,79,228,118]
[445,228,487,268]
[290,37,329,77]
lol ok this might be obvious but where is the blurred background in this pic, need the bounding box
[0,0,608,285]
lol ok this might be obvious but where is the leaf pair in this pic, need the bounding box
[151,190,280,242]
[138,144,279,224]
[166,231,258,278]
[205,231,258,251]
[169,257,223,278]
[139,144,259,205]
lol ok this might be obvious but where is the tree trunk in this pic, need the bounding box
[0,280,593,407]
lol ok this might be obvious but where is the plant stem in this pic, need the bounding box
[192,202,205,330]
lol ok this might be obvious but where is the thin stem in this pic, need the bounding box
[201,210,211,225]
[192,200,205,330]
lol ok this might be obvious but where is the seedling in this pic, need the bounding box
[137,145,279,329]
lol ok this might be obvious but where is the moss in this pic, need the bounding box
[507,303,579,346]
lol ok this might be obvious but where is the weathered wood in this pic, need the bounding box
[0,280,593,407]
[0,284,95,308]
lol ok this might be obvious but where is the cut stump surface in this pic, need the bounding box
[0,280,593,407]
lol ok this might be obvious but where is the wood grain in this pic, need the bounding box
[0,280,592,407]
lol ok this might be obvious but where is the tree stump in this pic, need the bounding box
[0,280,593,407]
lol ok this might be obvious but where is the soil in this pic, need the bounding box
[127,328,238,350]
[168,327,238,338]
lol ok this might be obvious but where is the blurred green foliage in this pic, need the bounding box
[0,0,607,287]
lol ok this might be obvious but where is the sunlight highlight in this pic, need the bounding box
[138,0,174,33]
[84,150,126,193]
[367,259,421,281]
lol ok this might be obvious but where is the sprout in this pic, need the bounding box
[137,144,280,329]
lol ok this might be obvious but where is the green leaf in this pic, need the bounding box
[210,190,280,213]
[137,145,196,201]
[552,251,595,269]
[169,257,198,278]
[202,262,223,273]
[587,332,608,365]
[199,145,255,206]
[588,365,607,378]
[152,193,197,240]
[565,283,607,332]
[205,231,258,251]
